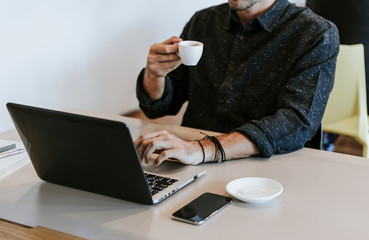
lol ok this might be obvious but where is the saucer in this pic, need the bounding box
[226,177,283,204]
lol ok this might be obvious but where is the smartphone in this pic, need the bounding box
[172,192,232,225]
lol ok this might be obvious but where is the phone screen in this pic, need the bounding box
[172,192,232,225]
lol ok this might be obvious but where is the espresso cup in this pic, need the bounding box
[177,40,203,66]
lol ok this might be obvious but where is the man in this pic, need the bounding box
[135,0,339,166]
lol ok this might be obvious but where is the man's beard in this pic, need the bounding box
[228,0,262,11]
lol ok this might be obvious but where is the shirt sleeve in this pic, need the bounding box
[136,63,190,118]
[234,24,340,157]
[135,68,174,118]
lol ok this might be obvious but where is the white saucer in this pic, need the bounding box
[226,177,283,204]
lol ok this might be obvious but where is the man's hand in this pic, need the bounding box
[146,36,182,78]
[143,36,183,100]
[134,130,203,166]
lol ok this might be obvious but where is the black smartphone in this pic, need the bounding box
[172,192,232,225]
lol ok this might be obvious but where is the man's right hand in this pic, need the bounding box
[143,36,182,100]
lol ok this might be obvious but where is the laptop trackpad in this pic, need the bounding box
[143,161,189,176]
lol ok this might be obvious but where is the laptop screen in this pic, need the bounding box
[7,102,153,204]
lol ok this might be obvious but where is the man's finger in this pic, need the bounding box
[163,36,182,45]
[154,149,177,166]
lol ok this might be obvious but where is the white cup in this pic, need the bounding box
[177,40,203,66]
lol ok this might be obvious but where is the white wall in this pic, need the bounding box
[0,0,225,133]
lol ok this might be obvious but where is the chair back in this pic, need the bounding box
[322,44,368,156]
[323,44,367,124]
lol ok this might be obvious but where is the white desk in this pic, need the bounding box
[1,110,369,240]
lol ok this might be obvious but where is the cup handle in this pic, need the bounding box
[174,43,180,57]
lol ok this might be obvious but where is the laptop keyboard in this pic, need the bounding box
[145,173,178,196]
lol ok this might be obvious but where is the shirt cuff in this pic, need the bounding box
[136,68,173,118]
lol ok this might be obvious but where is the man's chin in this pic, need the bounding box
[228,0,259,11]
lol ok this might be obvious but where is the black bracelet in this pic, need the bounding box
[211,136,226,163]
[200,132,226,163]
[196,140,205,163]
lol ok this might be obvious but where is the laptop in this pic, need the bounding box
[6,102,205,205]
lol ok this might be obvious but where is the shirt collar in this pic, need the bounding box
[226,0,291,33]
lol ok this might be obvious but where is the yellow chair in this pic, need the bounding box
[322,44,368,157]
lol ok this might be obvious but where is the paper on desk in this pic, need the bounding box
[0,139,30,180]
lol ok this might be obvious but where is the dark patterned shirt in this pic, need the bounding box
[136,0,339,157]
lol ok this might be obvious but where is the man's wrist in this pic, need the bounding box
[201,138,217,163]
[143,68,165,100]
[201,134,226,163]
